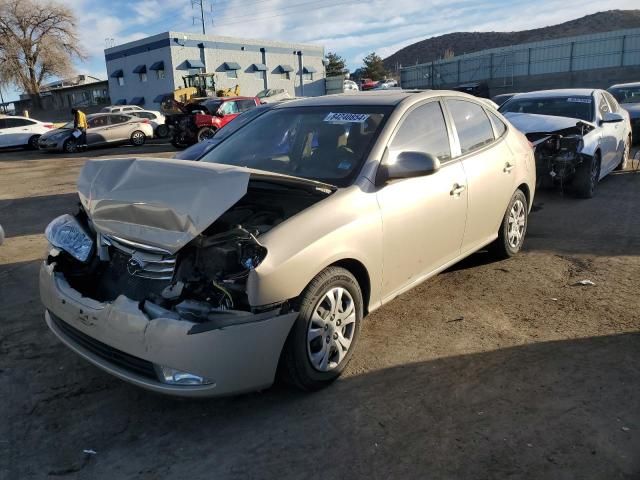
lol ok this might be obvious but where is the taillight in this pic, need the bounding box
[141,119,150,124]
[44,124,54,129]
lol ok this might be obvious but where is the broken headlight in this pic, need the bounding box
[156,365,214,386]
[44,214,94,262]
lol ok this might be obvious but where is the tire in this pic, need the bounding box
[572,152,600,198]
[130,130,146,146]
[63,139,77,154]
[282,266,363,391]
[197,126,216,142]
[27,135,40,150]
[615,136,630,171]
[156,124,169,138]
[490,189,528,259]
[171,136,188,149]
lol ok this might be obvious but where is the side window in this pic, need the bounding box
[487,111,507,138]
[5,118,33,128]
[598,93,610,117]
[0,119,6,129]
[109,115,127,124]
[447,99,495,155]
[237,100,256,113]
[220,101,238,115]
[603,91,619,113]
[388,101,451,162]
[89,116,108,128]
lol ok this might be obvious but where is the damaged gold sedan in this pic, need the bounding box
[41,91,536,397]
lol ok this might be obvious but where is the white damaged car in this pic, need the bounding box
[499,89,631,198]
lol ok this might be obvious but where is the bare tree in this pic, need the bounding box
[0,0,84,109]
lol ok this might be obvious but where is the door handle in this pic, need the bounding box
[450,183,466,196]
[504,162,515,173]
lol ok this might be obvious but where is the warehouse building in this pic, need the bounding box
[104,32,326,107]
[400,28,640,95]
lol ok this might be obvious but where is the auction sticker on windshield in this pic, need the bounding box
[567,97,592,103]
[324,112,370,123]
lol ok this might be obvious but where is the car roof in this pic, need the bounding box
[608,82,640,89]
[511,89,597,99]
[274,90,461,108]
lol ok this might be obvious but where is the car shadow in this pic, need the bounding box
[5,327,638,479]
[0,193,79,238]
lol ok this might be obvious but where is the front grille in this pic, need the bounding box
[104,235,176,281]
[50,312,158,380]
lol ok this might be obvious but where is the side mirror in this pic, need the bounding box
[377,151,441,185]
[601,112,624,124]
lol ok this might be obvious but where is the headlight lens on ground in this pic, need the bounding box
[44,214,94,262]
[156,365,214,386]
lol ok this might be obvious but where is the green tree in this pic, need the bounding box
[362,52,389,81]
[325,51,346,77]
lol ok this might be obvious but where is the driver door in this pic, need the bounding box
[376,100,468,300]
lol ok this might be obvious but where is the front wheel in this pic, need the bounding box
[156,124,169,138]
[572,153,600,198]
[281,267,363,391]
[27,135,40,150]
[490,189,528,259]
[63,139,78,153]
[130,130,146,146]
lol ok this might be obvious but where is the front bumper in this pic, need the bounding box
[38,138,64,151]
[40,261,297,397]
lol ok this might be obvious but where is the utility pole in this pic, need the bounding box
[192,0,212,35]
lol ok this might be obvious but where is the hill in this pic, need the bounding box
[383,10,640,70]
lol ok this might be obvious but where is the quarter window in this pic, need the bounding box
[487,111,507,138]
[447,99,495,155]
[389,101,451,162]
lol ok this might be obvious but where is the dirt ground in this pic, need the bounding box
[1,145,639,479]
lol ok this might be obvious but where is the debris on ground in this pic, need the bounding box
[83,449,97,455]
[447,316,465,323]
[573,280,596,286]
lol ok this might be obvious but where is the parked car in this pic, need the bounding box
[343,80,359,92]
[100,105,144,114]
[256,88,290,103]
[607,82,640,143]
[492,93,519,107]
[360,78,379,90]
[167,96,260,148]
[0,115,54,149]
[453,82,490,99]
[38,113,154,153]
[41,90,535,397]
[373,80,398,90]
[174,103,283,160]
[129,109,168,138]
[500,89,631,197]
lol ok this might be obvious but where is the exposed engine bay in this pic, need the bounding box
[526,121,595,184]
[49,180,330,323]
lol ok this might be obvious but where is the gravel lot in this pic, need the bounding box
[1,144,639,479]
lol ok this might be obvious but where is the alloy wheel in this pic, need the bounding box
[507,199,526,249]
[307,287,356,372]
[132,131,145,145]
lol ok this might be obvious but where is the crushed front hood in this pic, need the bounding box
[77,158,251,254]
[504,112,595,134]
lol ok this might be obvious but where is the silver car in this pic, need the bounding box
[38,113,154,153]
[40,91,535,397]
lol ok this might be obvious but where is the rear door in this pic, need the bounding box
[445,98,516,253]
[86,116,110,145]
[106,115,133,142]
[376,100,468,299]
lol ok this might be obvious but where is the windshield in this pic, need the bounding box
[607,86,640,104]
[500,96,594,122]
[199,106,391,187]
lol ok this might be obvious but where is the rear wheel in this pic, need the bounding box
[27,135,40,150]
[490,189,528,259]
[573,152,600,198]
[130,130,146,146]
[197,126,216,142]
[156,124,169,138]
[282,266,363,391]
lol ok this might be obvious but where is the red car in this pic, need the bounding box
[360,78,379,91]
[168,96,260,148]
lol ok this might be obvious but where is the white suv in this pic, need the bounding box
[100,105,144,114]
[0,116,54,149]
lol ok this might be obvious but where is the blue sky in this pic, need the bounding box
[3,0,639,101]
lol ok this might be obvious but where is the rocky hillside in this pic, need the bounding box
[384,10,640,70]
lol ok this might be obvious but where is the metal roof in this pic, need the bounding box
[186,59,205,69]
